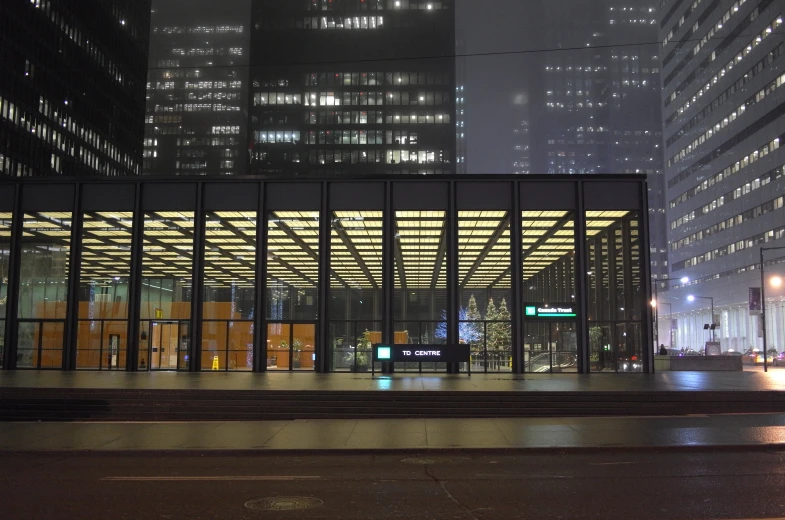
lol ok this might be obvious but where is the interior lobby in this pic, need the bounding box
[0,175,652,374]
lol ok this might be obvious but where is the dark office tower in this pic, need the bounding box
[144,0,251,176]
[249,0,456,176]
[0,0,150,177]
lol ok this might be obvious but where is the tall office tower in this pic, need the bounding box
[511,92,531,174]
[249,0,456,176]
[659,0,785,351]
[0,0,150,176]
[456,39,467,173]
[144,0,251,176]
[524,0,667,280]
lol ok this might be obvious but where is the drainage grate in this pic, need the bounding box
[244,497,324,511]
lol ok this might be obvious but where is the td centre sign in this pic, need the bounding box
[523,303,577,319]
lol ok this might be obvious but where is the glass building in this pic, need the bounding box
[0,175,653,373]
[0,0,151,177]
[249,0,457,176]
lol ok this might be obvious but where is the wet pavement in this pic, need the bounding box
[4,369,785,392]
[3,414,785,452]
[3,450,785,519]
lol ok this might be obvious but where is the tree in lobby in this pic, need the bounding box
[465,294,483,346]
[490,298,512,351]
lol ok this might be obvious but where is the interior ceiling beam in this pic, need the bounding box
[459,213,509,289]
[333,223,379,289]
[275,219,350,288]
[392,220,408,289]
[429,220,447,289]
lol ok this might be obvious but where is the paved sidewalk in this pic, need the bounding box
[4,370,785,392]
[3,414,785,452]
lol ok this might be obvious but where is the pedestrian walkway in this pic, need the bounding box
[2,414,785,452]
[4,369,785,392]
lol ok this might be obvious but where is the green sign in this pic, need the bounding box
[523,303,577,319]
[377,346,392,360]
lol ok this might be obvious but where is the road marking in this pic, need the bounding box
[589,462,637,466]
[102,476,322,482]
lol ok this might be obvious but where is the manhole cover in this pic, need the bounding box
[244,497,323,511]
[400,457,451,465]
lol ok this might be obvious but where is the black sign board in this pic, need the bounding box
[373,344,470,363]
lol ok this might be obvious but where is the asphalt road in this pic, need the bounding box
[2,450,785,519]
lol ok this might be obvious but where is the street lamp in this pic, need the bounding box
[687,294,715,342]
[760,246,785,373]
[652,276,689,347]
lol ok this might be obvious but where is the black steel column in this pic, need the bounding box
[189,182,206,372]
[316,181,330,373]
[510,181,524,374]
[3,185,23,370]
[381,181,394,373]
[575,183,590,374]
[446,181,459,373]
[253,182,267,372]
[639,199,655,373]
[63,184,83,371]
[126,182,144,372]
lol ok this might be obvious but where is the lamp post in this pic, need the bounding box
[687,294,715,342]
[652,277,688,348]
[760,246,785,374]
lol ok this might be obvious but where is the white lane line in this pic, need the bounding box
[102,476,322,481]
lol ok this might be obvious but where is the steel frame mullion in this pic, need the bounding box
[126,182,144,372]
[189,182,206,372]
[64,183,83,371]
[316,181,330,373]
[382,181,393,372]
[510,181,524,374]
[253,181,267,372]
[575,182,590,375]
[639,191,655,373]
[447,181,458,373]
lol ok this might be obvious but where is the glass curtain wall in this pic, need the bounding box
[265,211,319,371]
[76,212,133,370]
[0,212,12,368]
[201,211,257,372]
[16,212,72,369]
[393,210,447,371]
[329,211,383,372]
[522,211,578,373]
[138,211,195,371]
[458,211,512,373]
[586,211,644,372]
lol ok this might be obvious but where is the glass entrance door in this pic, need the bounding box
[146,320,189,371]
[266,322,316,371]
[524,322,578,373]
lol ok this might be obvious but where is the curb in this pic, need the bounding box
[2,443,785,457]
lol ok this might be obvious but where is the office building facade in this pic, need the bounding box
[659,0,785,351]
[144,0,251,176]
[0,175,652,374]
[248,0,457,176]
[0,0,150,177]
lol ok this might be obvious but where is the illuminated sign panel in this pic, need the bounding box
[372,344,470,363]
[523,303,577,319]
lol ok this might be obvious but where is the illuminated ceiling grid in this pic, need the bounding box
[522,211,574,281]
[458,211,511,289]
[395,211,446,289]
[267,211,319,289]
[331,211,382,289]
[141,212,194,280]
[20,212,72,270]
[203,211,257,289]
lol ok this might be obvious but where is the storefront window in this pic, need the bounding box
[201,211,257,372]
[586,211,644,372]
[458,211,512,373]
[139,211,195,371]
[266,211,319,370]
[393,210,447,371]
[522,211,577,373]
[328,211,383,372]
[17,212,72,369]
[76,212,133,370]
